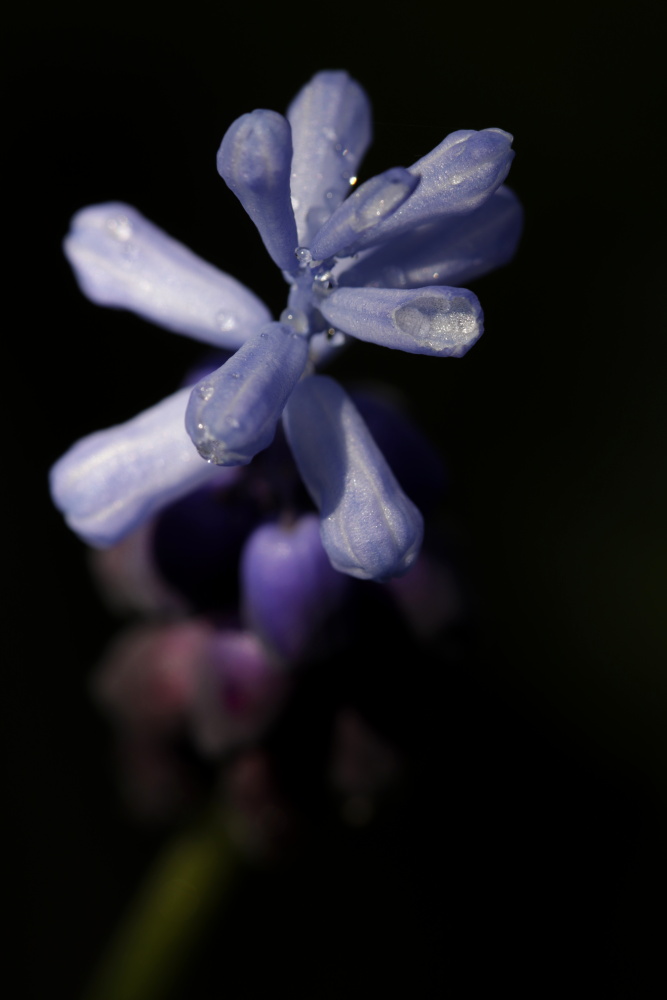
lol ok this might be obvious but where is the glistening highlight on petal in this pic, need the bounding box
[49,388,238,548]
[319,285,483,357]
[347,128,515,252]
[287,71,372,246]
[307,167,419,261]
[64,204,272,349]
[185,322,309,466]
[282,376,424,581]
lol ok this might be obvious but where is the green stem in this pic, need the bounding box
[84,812,239,1000]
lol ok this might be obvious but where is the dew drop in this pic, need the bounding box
[279,307,309,333]
[394,295,478,348]
[107,215,132,241]
[215,311,235,332]
[295,246,312,265]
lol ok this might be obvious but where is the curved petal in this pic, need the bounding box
[287,71,372,246]
[282,376,423,581]
[307,167,419,261]
[339,185,524,289]
[64,203,272,348]
[186,322,309,465]
[347,128,515,252]
[50,387,239,547]
[217,110,299,271]
[319,285,483,357]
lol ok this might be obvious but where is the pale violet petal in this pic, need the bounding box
[307,167,419,261]
[241,514,347,662]
[319,286,483,357]
[64,204,272,349]
[339,185,524,289]
[282,375,423,581]
[347,128,515,253]
[287,71,372,246]
[186,322,309,465]
[217,110,299,271]
[50,388,239,547]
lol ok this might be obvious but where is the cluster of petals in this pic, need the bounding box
[51,70,521,582]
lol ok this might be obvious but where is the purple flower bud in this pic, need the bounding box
[308,167,419,261]
[319,285,483,357]
[64,203,271,348]
[345,127,515,252]
[190,630,289,756]
[185,322,309,465]
[241,514,348,662]
[217,110,299,271]
[339,185,524,290]
[282,376,423,581]
[287,71,372,245]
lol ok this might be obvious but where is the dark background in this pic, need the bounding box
[6,1,666,995]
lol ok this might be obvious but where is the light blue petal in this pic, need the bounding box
[64,203,272,348]
[347,128,515,253]
[307,167,419,261]
[339,185,523,289]
[217,110,299,271]
[319,285,483,357]
[50,388,239,548]
[186,322,309,465]
[282,376,423,581]
[287,71,372,246]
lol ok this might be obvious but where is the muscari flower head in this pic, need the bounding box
[50,70,521,583]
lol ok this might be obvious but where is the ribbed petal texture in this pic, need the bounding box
[282,376,423,580]
[319,285,483,357]
[186,322,309,465]
[308,167,419,261]
[287,71,372,246]
[346,128,515,252]
[64,203,271,348]
[339,185,523,289]
[217,110,299,271]
[50,388,238,547]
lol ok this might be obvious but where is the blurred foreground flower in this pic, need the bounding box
[51,69,521,583]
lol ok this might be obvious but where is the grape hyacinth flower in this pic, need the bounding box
[51,70,522,584]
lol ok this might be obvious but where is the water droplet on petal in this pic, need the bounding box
[107,215,132,241]
[215,311,235,333]
[295,246,313,265]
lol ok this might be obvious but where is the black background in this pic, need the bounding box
[6,1,666,995]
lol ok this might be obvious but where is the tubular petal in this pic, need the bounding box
[185,322,309,466]
[339,185,524,289]
[319,285,483,357]
[308,167,419,261]
[282,376,423,581]
[217,110,299,271]
[50,388,238,548]
[287,71,372,246]
[64,203,271,348]
[347,128,515,252]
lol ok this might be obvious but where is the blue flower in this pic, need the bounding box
[50,70,521,581]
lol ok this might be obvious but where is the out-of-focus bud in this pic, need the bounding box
[240,514,349,663]
[190,630,290,756]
